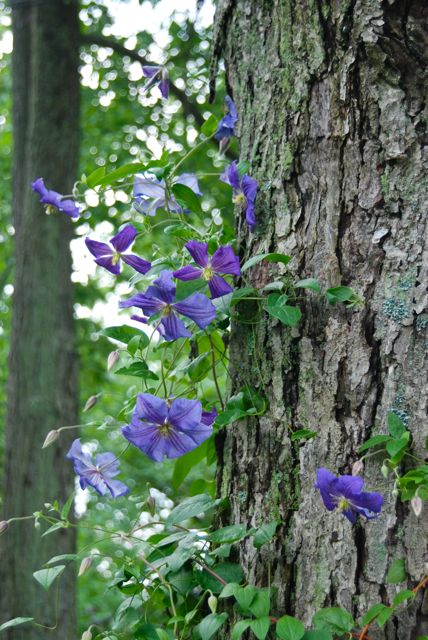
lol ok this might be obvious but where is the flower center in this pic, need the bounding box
[232,191,246,206]
[162,304,173,316]
[158,420,171,436]
[45,205,57,215]
[338,497,350,511]
[202,266,214,281]
[112,252,121,265]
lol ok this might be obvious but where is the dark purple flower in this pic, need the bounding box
[315,468,384,524]
[221,161,258,231]
[66,439,129,498]
[142,65,169,99]
[173,240,240,299]
[120,270,216,341]
[133,173,202,216]
[85,225,151,276]
[215,96,238,143]
[31,177,80,219]
[123,394,215,461]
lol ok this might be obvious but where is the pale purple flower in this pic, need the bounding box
[120,270,216,340]
[85,225,151,276]
[142,65,169,99]
[221,161,258,231]
[31,177,80,219]
[133,173,202,216]
[315,468,384,524]
[123,394,216,461]
[66,439,129,498]
[215,96,238,142]
[173,240,240,298]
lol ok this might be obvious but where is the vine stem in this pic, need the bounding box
[208,333,225,410]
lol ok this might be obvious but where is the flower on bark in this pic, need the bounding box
[66,439,129,498]
[120,270,216,341]
[221,161,258,231]
[31,177,81,219]
[85,225,151,276]
[142,65,169,99]
[315,468,384,524]
[173,240,240,299]
[123,394,216,461]
[215,96,238,148]
[133,173,201,216]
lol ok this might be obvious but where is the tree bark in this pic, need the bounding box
[213,0,428,637]
[0,2,80,638]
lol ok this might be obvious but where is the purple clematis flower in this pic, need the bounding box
[315,468,384,524]
[32,177,80,219]
[215,95,238,144]
[66,439,129,498]
[173,240,240,299]
[142,65,169,99]
[133,173,202,216]
[120,270,216,341]
[85,225,151,276]
[123,394,216,461]
[221,161,258,231]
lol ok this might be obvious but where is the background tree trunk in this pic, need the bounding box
[213,0,428,637]
[0,2,80,638]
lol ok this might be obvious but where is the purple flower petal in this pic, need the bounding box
[131,314,148,324]
[215,95,238,141]
[174,293,216,329]
[226,161,240,191]
[208,275,233,299]
[32,178,80,218]
[160,312,192,340]
[104,478,130,498]
[184,240,209,267]
[336,475,365,499]
[110,225,137,252]
[85,238,114,259]
[95,452,120,477]
[343,509,357,524]
[122,421,164,462]
[121,253,151,275]
[142,66,161,78]
[210,245,240,276]
[135,394,168,425]
[173,265,203,281]
[201,408,218,425]
[66,439,128,498]
[159,77,169,99]
[242,175,258,230]
[120,293,164,316]
[95,256,121,275]
[168,398,202,431]
[351,492,384,518]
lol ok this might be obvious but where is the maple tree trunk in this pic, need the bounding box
[213,0,428,637]
[0,2,80,638]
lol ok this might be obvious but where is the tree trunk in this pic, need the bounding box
[213,0,428,637]
[0,2,80,638]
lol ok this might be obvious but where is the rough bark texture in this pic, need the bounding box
[213,1,428,637]
[0,2,80,638]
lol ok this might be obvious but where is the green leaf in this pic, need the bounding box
[42,522,67,537]
[232,620,252,640]
[312,607,354,633]
[166,494,215,525]
[265,296,302,327]
[0,618,35,632]
[325,286,362,307]
[386,432,410,461]
[197,613,228,640]
[172,440,210,490]
[101,325,148,346]
[230,287,258,306]
[386,558,406,584]
[219,582,240,598]
[215,409,248,426]
[46,554,78,565]
[393,589,414,606]
[172,183,202,213]
[302,630,332,640]
[166,545,194,573]
[276,615,305,640]
[33,565,66,591]
[235,585,257,611]
[291,429,317,442]
[361,603,388,626]
[387,412,407,438]
[115,362,159,380]
[294,278,321,293]
[61,493,74,520]
[250,617,271,640]
[85,166,106,188]
[95,162,146,187]
[187,354,211,382]
[241,252,292,272]
[196,562,244,594]
[249,589,271,618]
[201,114,218,137]
[253,521,279,548]
[209,524,248,544]
[358,434,392,453]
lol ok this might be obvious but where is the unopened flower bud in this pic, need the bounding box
[146,495,156,516]
[78,556,93,576]
[392,487,399,498]
[411,495,422,518]
[81,628,92,640]
[381,463,389,478]
[0,521,9,534]
[208,593,218,614]
[34,520,41,529]
[42,429,59,449]
[83,395,98,412]
[352,460,364,476]
[107,350,120,371]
